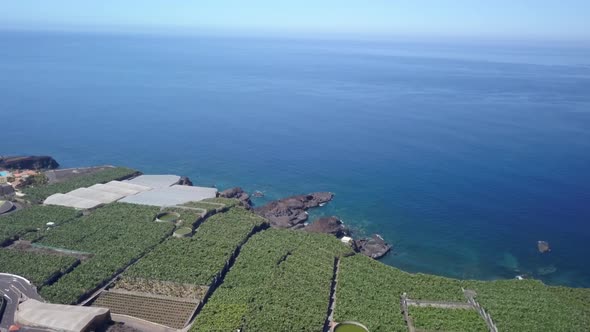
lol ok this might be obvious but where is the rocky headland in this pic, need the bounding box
[354,234,392,259]
[253,192,334,228]
[0,155,59,170]
[304,216,350,238]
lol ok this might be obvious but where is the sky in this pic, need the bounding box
[1,1,589,41]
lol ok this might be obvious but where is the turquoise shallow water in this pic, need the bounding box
[1,30,590,286]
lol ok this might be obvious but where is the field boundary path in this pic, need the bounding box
[401,290,498,332]
[463,288,499,332]
[323,256,340,332]
[401,293,416,332]
[406,299,473,309]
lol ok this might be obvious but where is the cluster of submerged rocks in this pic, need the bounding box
[219,187,392,259]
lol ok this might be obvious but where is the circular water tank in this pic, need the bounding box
[0,200,14,215]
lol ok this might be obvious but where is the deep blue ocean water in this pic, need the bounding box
[2,30,590,287]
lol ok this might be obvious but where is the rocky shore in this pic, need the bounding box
[218,187,253,209]
[354,234,391,259]
[248,191,392,260]
[304,216,349,238]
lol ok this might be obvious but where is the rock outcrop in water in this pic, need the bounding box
[219,187,253,209]
[355,234,392,259]
[0,156,59,170]
[253,192,334,228]
[538,241,551,253]
[177,176,193,186]
[304,216,350,238]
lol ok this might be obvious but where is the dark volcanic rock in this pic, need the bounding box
[355,234,391,259]
[304,216,350,238]
[219,187,253,209]
[0,156,59,170]
[253,192,334,228]
[537,241,551,253]
[178,176,193,186]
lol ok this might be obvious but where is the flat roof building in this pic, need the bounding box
[17,299,110,332]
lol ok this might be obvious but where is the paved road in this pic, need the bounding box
[0,274,43,331]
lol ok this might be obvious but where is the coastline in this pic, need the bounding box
[1,156,590,331]
[0,155,575,287]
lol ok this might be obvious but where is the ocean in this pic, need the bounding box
[1,30,589,287]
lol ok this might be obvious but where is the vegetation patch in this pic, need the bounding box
[462,279,590,331]
[22,167,138,203]
[192,229,352,332]
[38,203,173,304]
[336,254,590,332]
[0,205,80,245]
[125,207,266,286]
[0,249,78,287]
[335,255,464,332]
[410,306,487,332]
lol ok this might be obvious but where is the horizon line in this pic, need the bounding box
[2,22,590,47]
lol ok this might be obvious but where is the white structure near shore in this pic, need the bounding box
[43,175,217,209]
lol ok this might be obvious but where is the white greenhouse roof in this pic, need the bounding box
[89,182,144,196]
[105,180,152,192]
[125,175,181,189]
[67,188,125,204]
[119,185,217,207]
[41,174,210,209]
[44,193,103,209]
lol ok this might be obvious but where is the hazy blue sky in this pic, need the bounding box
[2,1,589,41]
